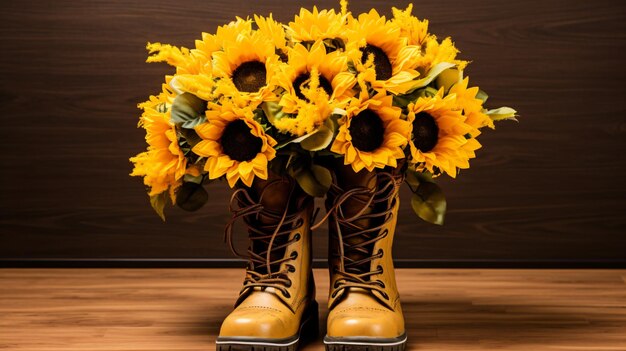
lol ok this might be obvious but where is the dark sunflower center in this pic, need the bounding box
[232,60,267,93]
[349,109,385,152]
[292,72,334,101]
[412,112,439,152]
[360,44,392,81]
[220,119,263,162]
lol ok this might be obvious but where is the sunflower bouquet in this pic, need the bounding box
[130,2,517,348]
[130,1,516,224]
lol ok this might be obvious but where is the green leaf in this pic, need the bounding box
[149,191,169,221]
[405,168,435,189]
[275,133,309,149]
[169,76,185,95]
[407,62,457,93]
[156,102,168,113]
[418,87,439,99]
[175,182,208,212]
[178,127,202,147]
[393,94,413,108]
[435,68,462,94]
[476,89,489,104]
[393,88,422,107]
[274,118,337,151]
[315,150,344,158]
[311,164,332,187]
[268,155,289,177]
[170,93,207,129]
[410,182,446,225]
[299,119,335,151]
[294,164,332,197]
[323,38,346,52]
[486,107,518,122]
[405,169,420,189]
[394,85,439,108]
[261,101,286,127]
[252,108,272,131]
[183,173,204,184]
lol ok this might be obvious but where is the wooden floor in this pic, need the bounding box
[1,269,625,350]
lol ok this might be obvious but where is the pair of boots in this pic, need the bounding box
[216,164,406,351]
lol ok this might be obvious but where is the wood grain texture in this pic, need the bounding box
[1,268,625,350]
[0,0,625,262]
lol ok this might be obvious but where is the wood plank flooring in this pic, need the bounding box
[1,269,625,350]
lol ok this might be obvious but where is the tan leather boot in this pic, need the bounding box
[216,175,318,351]
[323,163,406,351]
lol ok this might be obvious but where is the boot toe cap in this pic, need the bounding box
[327,306,404,338]
[219,309,291,338]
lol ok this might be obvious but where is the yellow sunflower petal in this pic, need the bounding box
[193,104,275,188]
[331,92,407,172]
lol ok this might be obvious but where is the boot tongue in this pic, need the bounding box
[334,167,382,276]
[250,209,291,275]
[340,198,378,275]
[248,177,303,275]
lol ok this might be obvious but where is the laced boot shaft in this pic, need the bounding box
[226,178,308,301]
[217,175,319,350]
[326,170,403,307]
[323,162,407,350]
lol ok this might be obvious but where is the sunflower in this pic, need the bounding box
[406,90,478,178]
[272,40,356,136]
[130,85,201,199]
[211,17,254,49]
[417,36,468,75]
[287,6,349,43]
[161,17,252,74]
[449,77,494,134]
[389,4,468,76]
[177,16,284,102]
[254,14,288,54]
[344,9,421,95]
[212,30,280,108]
[192,103,277,187]
[145,30,218,101]
[391,4,430,48]
[331,92,409,172]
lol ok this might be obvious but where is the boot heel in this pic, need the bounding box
[299,300,320,345]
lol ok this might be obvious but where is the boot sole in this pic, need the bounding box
[216,301,319,351]
[323,333,407,351]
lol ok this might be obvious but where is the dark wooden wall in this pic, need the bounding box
[1,0,625,266]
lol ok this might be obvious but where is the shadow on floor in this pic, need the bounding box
[398,299,615,349]
[183,297,618,350]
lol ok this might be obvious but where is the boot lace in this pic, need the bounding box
[224,179,308,299]
[313,172,403,300]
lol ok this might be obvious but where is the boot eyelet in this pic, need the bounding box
[294,233,301,241]
[376,280,385,288]
[378,249,384,257]
[377,265,383,274]
[381,292,389,300]
[331,291,338,298]
[283,291,291,298]
[286,280,292,287]
[296,218,304,226]
[287,265,296,273]
[291,251,298,259]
